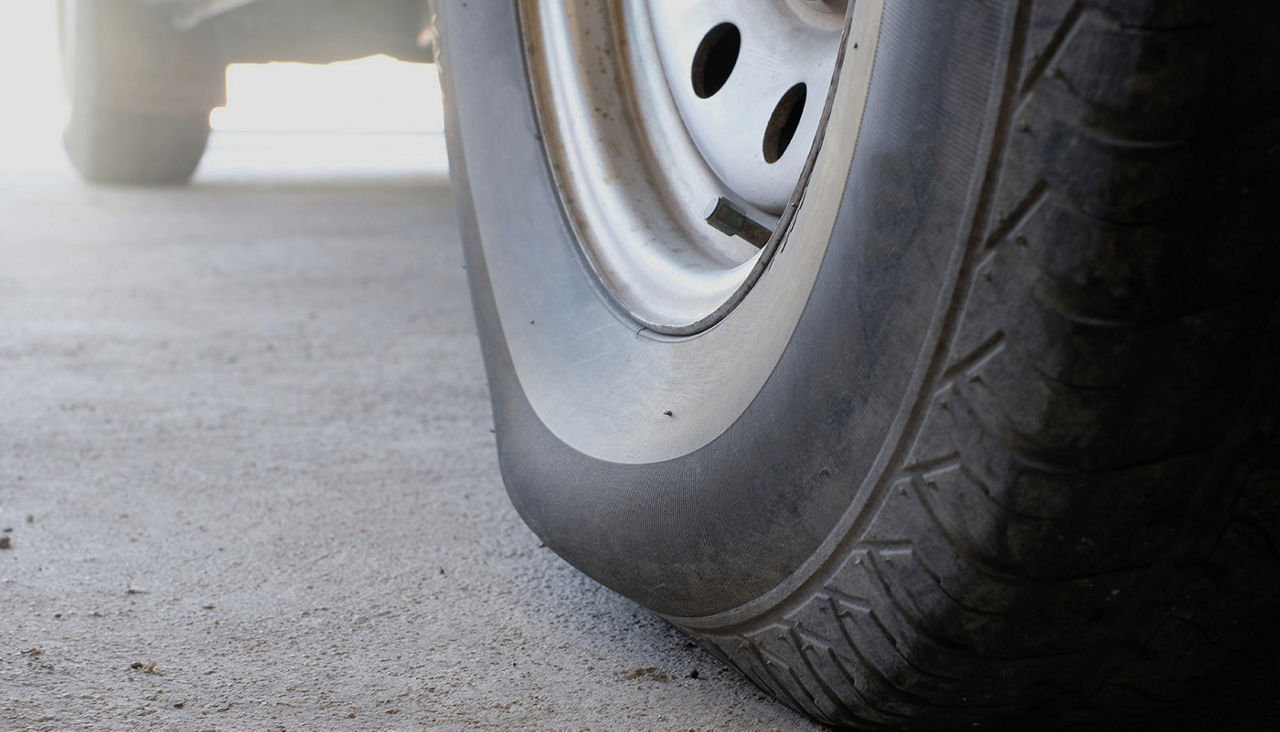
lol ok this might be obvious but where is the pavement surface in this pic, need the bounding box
[0,134,821,730]
[3,134,1278,731]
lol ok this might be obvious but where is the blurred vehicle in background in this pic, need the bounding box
[59,0,434,184]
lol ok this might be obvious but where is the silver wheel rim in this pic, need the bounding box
[521,0,854,334]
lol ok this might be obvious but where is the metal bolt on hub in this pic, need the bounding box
[704,196,773,248]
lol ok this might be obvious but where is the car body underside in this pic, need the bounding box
[136,0,435,65]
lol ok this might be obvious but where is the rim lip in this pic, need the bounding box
[519,1,851,336]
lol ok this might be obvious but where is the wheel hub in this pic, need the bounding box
[648,0,846,213]
[520,0,851,333]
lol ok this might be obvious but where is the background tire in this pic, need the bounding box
[60,0,223,185]
[438,1,1280,727]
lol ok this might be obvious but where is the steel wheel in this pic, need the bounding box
[522,0,864,332]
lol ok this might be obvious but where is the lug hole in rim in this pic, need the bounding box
[763,83,806,164]
[690,23,740,99]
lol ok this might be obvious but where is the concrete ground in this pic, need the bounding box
[3,133,1278,731]
[0,134,820,730]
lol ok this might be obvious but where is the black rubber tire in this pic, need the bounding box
[60,0,223,186]
[438,1,1280,728]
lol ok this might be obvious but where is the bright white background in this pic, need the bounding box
[0,1,447,177]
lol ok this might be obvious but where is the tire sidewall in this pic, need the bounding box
[440,1,1015,618]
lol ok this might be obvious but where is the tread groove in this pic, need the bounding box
[1017,2,1086,97]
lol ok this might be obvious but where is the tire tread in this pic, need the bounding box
[684,0,1280,726]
